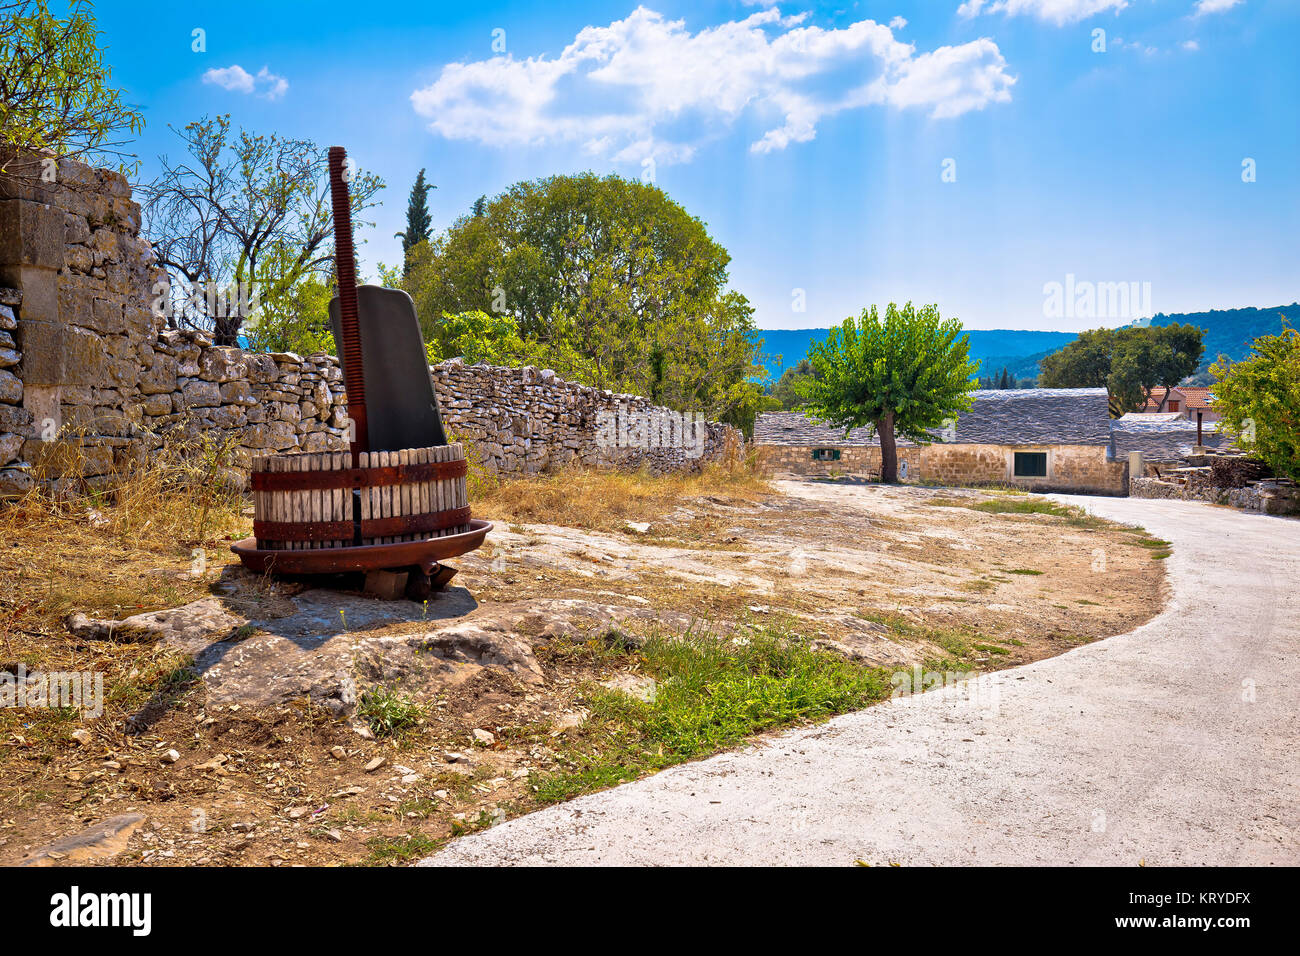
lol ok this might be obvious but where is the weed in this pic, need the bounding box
[356,686,425,738]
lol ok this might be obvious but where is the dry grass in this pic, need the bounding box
[0,424,250,756]
[471,439,768,533]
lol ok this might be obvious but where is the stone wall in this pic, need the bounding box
[1,152,166,493]
[0,153,737,493]
[129,341,737,486]
[757,442,1128,495]
[432,359,736,476]
[1130,476,1300,516]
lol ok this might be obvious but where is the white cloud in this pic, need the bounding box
[1193,0,1243,15]
[202,64,289,100]
[411,6,1015,165]
[890,16,908,29]
[957,0,1127,26]
[1181,39,1200,50]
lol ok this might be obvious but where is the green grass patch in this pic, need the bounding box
[856,610,984,660]
[361,830,442,865]
[967,498,1071,516]
[356,686,425,738]
[531,627,894,804]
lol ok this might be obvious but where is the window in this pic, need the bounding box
[811,448,841,462]
[1013,451,1048,477]
[1167,400,1180,412]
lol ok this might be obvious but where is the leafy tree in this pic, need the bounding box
[424,309,595,379]
[1040,324,1203,415]
[800,303,978,483]
[242,251,335,355]
[1210,323,1299,481]
[0,0,143,177]
[1039,328,1115,388]
[470,194,487,217]
[399,173,766,427]
[771,359,814,408]
[142,115,384,345]
[394,168,434,272]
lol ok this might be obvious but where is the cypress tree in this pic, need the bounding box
[395,168,435,271]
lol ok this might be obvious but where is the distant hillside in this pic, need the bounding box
[1144,304,1296,382]
[756,304,1297,386]
[755,328,1078,383]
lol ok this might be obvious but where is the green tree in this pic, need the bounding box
[800,303,978,483]
[423,309,595,380]
[1210,323,1299,481]
[0,0,143,177]
[1040,324,1203,415]
[771,359,814,409]
[394,168,434,273]
[399,173,766,427]
[242,246,335,355]
[143,115,384,345]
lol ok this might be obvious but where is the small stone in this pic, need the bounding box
[352,724,374,740]
[325,829,343,843]
[285,807,310,820]
[401,773,420,785]
[625,521,652,534]
[364,756,385,773]
[160,748,181,763]
[329,746,346,759]
[102,760,121,770]
[70,729,92,746]
[472,728,496,747]
[550,712,587,735]
[443,751,469,764]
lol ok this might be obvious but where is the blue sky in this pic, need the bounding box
[95,0,1298,331]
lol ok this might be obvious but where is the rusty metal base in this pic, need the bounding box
[230,519,492,576]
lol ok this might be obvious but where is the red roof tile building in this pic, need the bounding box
[1140,386,1219,422]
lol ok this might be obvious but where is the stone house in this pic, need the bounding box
[1140,386,1219,423]
[755,388,1128,495]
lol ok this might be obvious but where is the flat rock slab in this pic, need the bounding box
[67,581,688,715]
[421,494,1300,867]
[21,813,145,866]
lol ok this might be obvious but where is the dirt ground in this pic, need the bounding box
[0,477,1167,866]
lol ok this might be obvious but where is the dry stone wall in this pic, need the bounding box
[1130,476,1300,515]
[0,153,737,493]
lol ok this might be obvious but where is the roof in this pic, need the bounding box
[755,388,1113,447]
[1141,386,1215,411]
[1118,412,1185,423]
[1109,417,1229,462]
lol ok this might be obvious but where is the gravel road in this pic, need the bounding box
[421,492,1299,866]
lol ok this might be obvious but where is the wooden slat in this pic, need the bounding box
[398,448,412,542]
[382,450,394,544]
[327,452,343,548]
[453,442,467,532]
[434,445,446,538]
[308,453,322,550]
[252,455,263,547]
[359,450,371,545]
